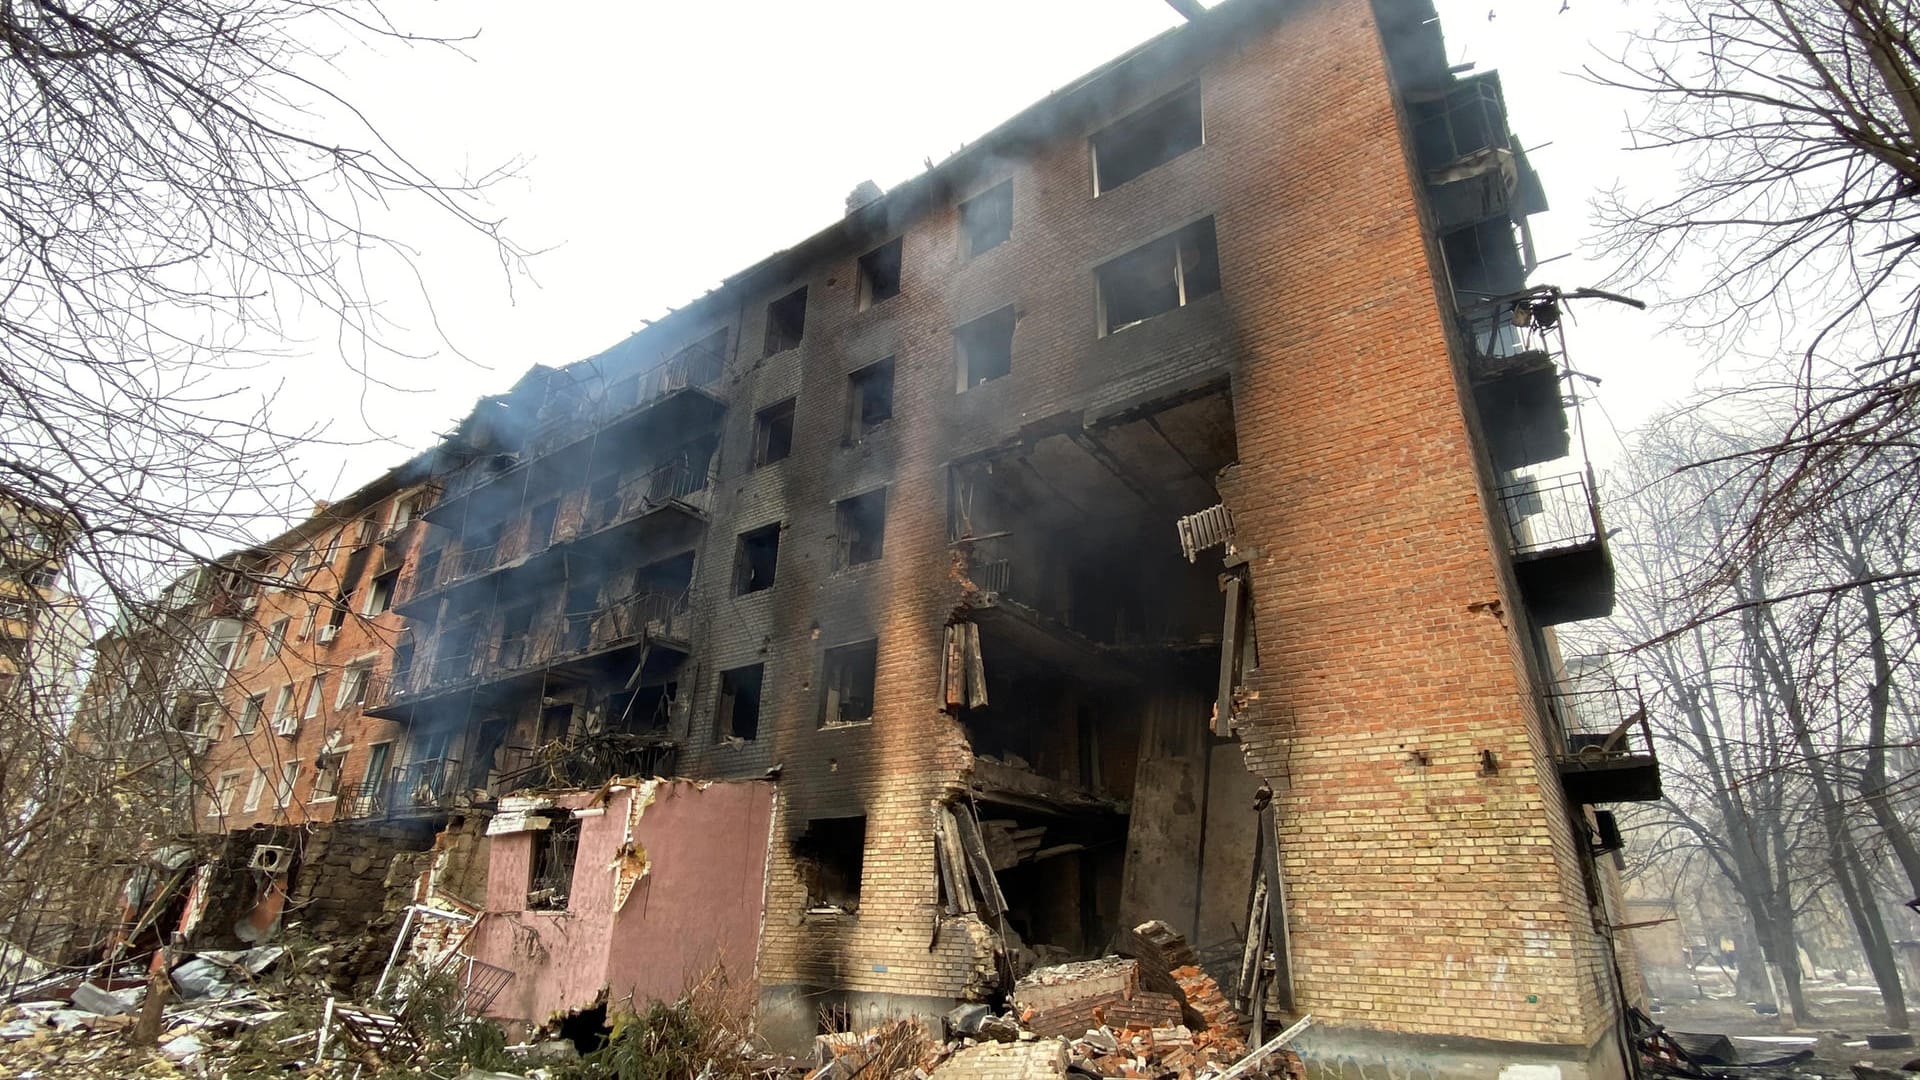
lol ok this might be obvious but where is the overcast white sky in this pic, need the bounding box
[266,0,1698,521]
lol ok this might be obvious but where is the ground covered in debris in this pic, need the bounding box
[1643,979,1920,1080]
[0,921,1304,1080]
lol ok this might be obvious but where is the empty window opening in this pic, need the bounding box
[794,816,866,913]
[365,570,399,616]
[857,239,903,310]
[755,399,796,467]
[763,287,808,355]
[819,639,878,727]
[610,681,675,733]
[735,524,781,595]
[845,358,895,442]
[528,816,582,911]
[956,306,1015,389]
[834,489,887,569]
[960,181,1013,258]
[1091,84,1203,195]
[1096,217,1220,335]
[498,602,536,666]
[537,703,575,745]
[719,663,765,741]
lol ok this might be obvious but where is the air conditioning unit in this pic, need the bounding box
[239,597,258,614]
[317,625,339,644]
[249,844,294,874]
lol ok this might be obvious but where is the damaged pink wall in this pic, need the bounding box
[472,780,774,1025]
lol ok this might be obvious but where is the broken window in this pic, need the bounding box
[856,238,903,310]
[734,523,781,595]
[528,498,559,552]
[302,674,326,719]
[794,816,865,913]
[538,703,575,745]
[819,639,877,727]
[274,760,299,808]
[763,287,808,355]
[325,600,348,638]
[498,603,536,666]
[336,663,372,710]
[845,358,894,442]
[719,663,765,741]
[271,684,296,735]
[1095,217,1220,335]
[1091,83,1202,195]
[960,181,1013,258]
[313,753,344,800]
[239,693,265,734]
[955,306,1015,389]
[528,816,581,911]
[834,489,886,569]
[365,570,399,616]
[263,617,289,661]
[298,604,318,641]
[754,399,795,467]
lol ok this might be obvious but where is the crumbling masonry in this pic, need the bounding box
[164,0,1664,1077]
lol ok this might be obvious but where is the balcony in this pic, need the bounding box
[1459,305,1570,472]
[390,757,465,815]
[334,781,387,820]
[494,733,678,795]
[1548,681,1661,804]
[424,349,726,527]
[1496,470,1615,625]
[394,455,710,615]
[365,590,693,716]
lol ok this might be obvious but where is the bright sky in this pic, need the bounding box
[271,0,1701,519]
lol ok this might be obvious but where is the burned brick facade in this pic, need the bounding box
[181,0,1657,1076]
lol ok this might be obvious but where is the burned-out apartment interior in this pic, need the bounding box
[120,0,1668,1074]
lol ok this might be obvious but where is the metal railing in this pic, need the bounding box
[528,346,725,456]
[495,734,679,795]
[392,757,463,812]
[382,590,692,700]
[583,457,709,535]
[1546,680,1653,763]
[335,782,387,820]
[1497,470,1601,556]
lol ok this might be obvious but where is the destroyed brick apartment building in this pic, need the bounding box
[83,0,1666,1076]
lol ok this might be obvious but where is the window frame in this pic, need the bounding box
[833,488,888,569]
[1094,216,1221,336]
[959,180,1013,259]
[856,238,903,311]
[1089,82,1204,196]
[753,398,797,467]
[763,287,809,356]
[817,638,878,728]
[718,662,766,741]
[733,523,781,596]
[844,357,895,443]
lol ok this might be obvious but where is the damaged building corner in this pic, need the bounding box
[40,2,1661,1078]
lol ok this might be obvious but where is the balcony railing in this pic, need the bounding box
[528,347,725,457]
[495,734,679,795]
[583,457,709,535]
[335,782,387,820]
[1497,470,1601,557]
[375,591,692,704]
[1547,679,1661,803]
[392,757,464,812]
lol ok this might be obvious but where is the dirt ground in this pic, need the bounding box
[1651,976,1920,1077]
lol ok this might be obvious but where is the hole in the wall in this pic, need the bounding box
[794,815,866,914]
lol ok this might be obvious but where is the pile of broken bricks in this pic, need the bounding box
[813,922,1308,1080]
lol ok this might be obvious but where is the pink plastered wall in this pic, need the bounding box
[471,780,774,1025]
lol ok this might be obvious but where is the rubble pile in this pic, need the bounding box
[811,925,1299,1080]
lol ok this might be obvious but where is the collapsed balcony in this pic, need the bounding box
[939,383,1255,969]
[1547,678,1661,804]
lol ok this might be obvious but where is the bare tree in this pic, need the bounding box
[1593,0,1920,568]
[0,0,521,979]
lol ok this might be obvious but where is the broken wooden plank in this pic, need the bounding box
[1216,574,1244,735]
[1214,1015,1314,1080]
[931,832,960,916]
[935,807,977,916]
[1258,804,1295,1011]
[963,622,988,708]
[950,805,1007,917]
